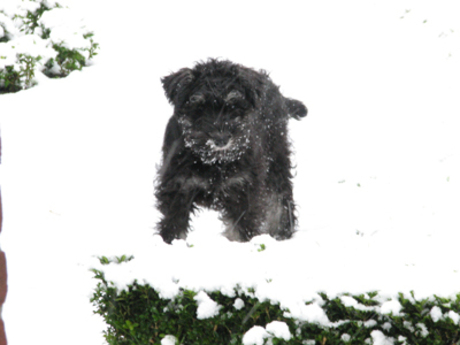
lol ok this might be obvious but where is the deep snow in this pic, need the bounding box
[1,1,460,344]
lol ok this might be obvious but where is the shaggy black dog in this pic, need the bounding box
[156,59,307,243]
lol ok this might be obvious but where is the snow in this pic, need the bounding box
[341,333,351,342]
[3,34,54,58]
[265,321,291,341]
[1,0,93,86]
[380,300,403,316]
[160,335,178,345]
[428,307,460,325]
[364,320,378,328]
[39,8,92,51]
[193,290,221,319]
[0,1,41,17]
[1,0,460,344]
[242,326,269,345]
[398,336,408,345]
[292,303,331,325]
[430,306,443,322]
[416,323,429,337]
[447,310,460,324]
[234,297,245,310]
[370,330,395,345]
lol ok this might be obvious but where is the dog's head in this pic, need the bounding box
[161,59,265,164]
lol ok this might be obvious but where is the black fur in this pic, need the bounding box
[155,59,307,243]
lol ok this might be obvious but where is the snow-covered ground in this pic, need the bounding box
[1,1,460,344]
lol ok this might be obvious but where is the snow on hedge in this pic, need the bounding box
[0,0,98,93]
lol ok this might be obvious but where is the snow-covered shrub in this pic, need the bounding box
[91,257,460,345]
[0,0,98,93]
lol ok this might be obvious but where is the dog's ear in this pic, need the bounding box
[161,68,194,105]
[285,98,308,120]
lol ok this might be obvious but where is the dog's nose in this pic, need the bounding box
[212,133,231,147]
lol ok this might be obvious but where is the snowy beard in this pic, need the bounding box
[178,116,251,165]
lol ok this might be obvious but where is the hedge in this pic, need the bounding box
[91,256,460,345]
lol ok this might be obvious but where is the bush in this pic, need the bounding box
[91,256,460,345]
[0,0,99,93]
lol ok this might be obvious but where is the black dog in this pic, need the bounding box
[155,59,307,243]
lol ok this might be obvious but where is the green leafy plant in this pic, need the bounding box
[83,32,99,59]
[0,65,21,93]
[19,2,53,35]
[91,257,460,345]
[0,0,99,93]
[257,243,266,252]
[48,43,86,77]
[18,53,41,88]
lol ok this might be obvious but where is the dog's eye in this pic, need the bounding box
[188,94,204,104]
[225,90,244,103]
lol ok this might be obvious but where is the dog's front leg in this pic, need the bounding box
[221,188,264,242]
[156,187,197,244]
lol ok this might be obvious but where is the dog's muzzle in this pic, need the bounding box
[209,132,232,150]
[207,138,233,151]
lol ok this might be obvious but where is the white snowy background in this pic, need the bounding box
[1,1,460,344]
